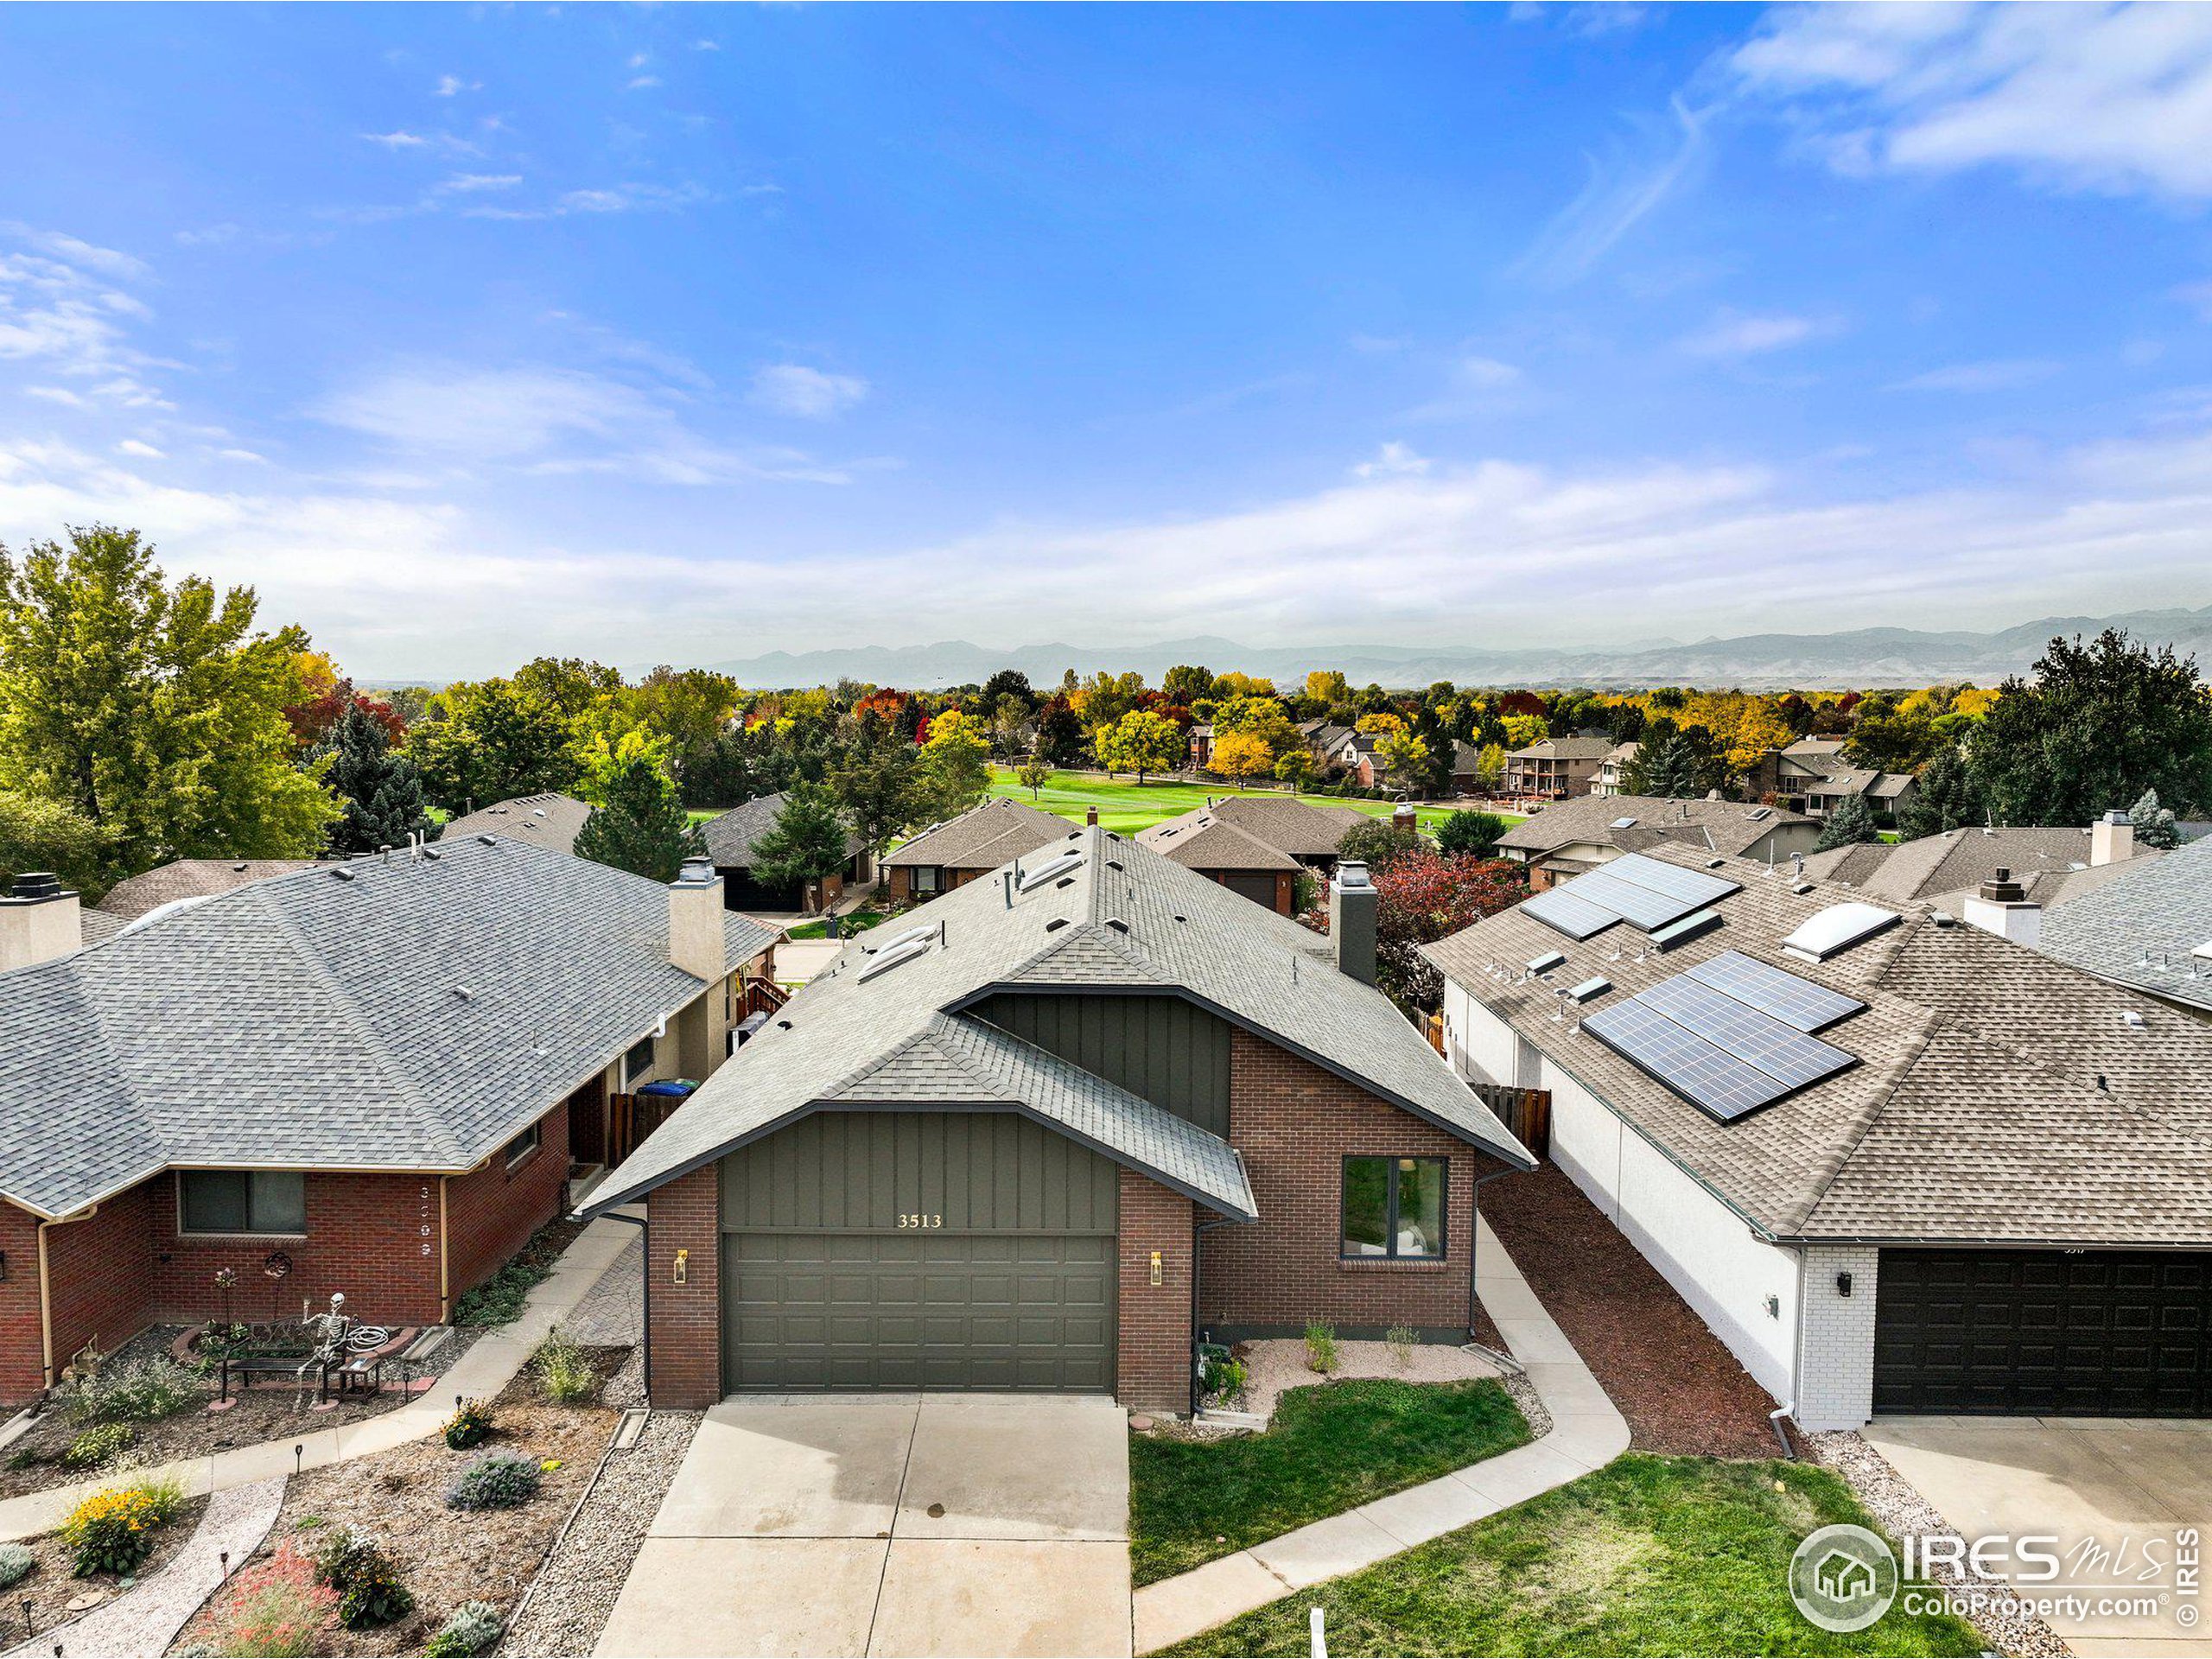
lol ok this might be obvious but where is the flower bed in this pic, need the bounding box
[4,1491,208,1642]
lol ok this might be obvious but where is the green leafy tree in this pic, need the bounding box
[1338,817,1424,874]
[407,678,581,813]
[0,524,337,869]
[746,784,852,911]
[980,669,1035,712]
[830,741,920,861]
[1376,728,1433,794]
[1433,810,1506,859]
[321,703,436,857]
[0,791,116,899]
[1967,630,2212,824]
[1273,748,1315,791]
[1895,747,1984,840]
[1814,791,1880,852]
[1094,709,1184,784]
[2130,787,2181,849]
[913,710,992,821]
[1014,758,1055,799]
[1162,664,1214,704]
[572,753,703,884]
[1474,742,1508,791]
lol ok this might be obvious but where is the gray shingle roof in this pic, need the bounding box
[2037,835,2212,1015]
[587,824,1529,1217]
[1138,816,1300,873]
[699,790,861,870]
[440,793,594,857]
[882,796,1068,869]
[1802,824,2158,907]
[98,859,315,921]
[1425,841,2212,1247]
[1508,737,1617,761]
[0,838,777,1218]
[1141,795,1369,861]
[1497,794,1811,860]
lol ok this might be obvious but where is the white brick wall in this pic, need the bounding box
[1795,1243,1878,1430]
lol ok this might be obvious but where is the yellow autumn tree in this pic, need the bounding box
[1210,729,1275,780]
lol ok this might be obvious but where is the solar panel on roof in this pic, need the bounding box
[1635,976,1855,1092]
[1646,908,1723,950]
[1781,901,1901,962]
[1684,950,1864,1032]
[1604,853,1743,908]
[1582,1001,1792,1122]
[1522,887,1619,940]
[1568,870,1695,931]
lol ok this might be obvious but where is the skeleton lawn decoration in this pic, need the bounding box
[295,1292,394,1408]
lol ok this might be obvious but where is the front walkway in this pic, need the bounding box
[595,1393,1132,1659]
[0,1217,636,1542]
[1131,1214,1630,1653]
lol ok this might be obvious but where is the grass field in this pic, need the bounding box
[986,770,1494,836]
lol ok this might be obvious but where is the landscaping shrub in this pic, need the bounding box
[60,1353,201,1427]
[424,1600,505,1656]
[60,1484,164,1577]
[443,1398,494,1450]
[205,1543,337,1658]
[533,1325,600,1406]
[1385,1325,1418,1368]
[1206,1357,1249,1402]
[451,1220,572,1325]
[1304,1321,1338,1374]
[0,1541,33,1590]
[62,1421,137,1470]
[127,1467,188,1525]
[444,1451,542,1511]
[311,1526,415,1629]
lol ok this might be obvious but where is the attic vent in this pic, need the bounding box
[478,835,497,847]
[1107,859,1124,871]
[452,987,473,1001]
[1105,918,1130,933]
[330,868,355,881]
[1567,976,1611,1003]
[2120,1010,2146,1028]
[1706,857,1726,869]
[776,1018,793,1030]
[1790,880,1815,895]
[1045,918,1070,932]
[232,862,248,873]
[857,935,932,982]
[1526,950,1567,975]
[423,849,442,861]
[1930,911,1956,928]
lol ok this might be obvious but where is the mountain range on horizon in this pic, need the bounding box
[669,603,2212,693]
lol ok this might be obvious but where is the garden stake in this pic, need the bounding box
[294,1443,302,1478]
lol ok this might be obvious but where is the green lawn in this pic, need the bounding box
[988,770,1501,836]
[1154,1453,1984,1659]
[786,907,884,939]
[1131,1378,1531,1586]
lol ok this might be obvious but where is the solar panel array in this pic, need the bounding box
[1524,852,1741,942]
[1520,887,1617,940]
[1581,951,1860,1123]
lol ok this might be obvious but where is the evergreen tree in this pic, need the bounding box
[1895,747,1983,840]
[2129,787,2181,849]
[321,703,436,856]
[830,741,920,862]
[1815,791,1880,852]
[1434,810,1506,858]
[573,754,703,883]
[1619,718,1731,798]
[747,783,853,911]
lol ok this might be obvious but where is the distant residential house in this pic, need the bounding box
[1796,766,1916,823]
[1318,728,1385,788]
[0,842,775,1402]
[2038,830,2212,1021]
[880,797,1070,905]
[1450,741,1486,795]
[1593,742,1639,798]
[442,792,594,856]
[1137,794,1371,913]
[1802,813,2153,923]
[1501,736,1616,800]
[1494,792,1819,891]
[99,858,318,922]
[1188,723,1214,770]
[701,790,870,913]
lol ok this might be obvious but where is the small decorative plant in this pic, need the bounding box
[1303,1321,1338,1375]
[62,1421,137,1471]
[0,1541,34,1590]
[1385,1324,1419,1369]
[205,1543,337,1659]
[425,1600,505,1656]
[60,1484,163,1577]
[532,1325,599,1407]
[443,1397,494,1450]
[312,1526,415,1629]
[1207,1357,1249,1402]
[59,1353,201,1427]
[445,1451,542,1512]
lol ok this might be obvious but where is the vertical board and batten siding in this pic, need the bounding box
[970,993,1231,1138]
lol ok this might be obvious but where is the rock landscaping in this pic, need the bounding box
[1224,1336,1503,1423]
[0,1485,207,1649]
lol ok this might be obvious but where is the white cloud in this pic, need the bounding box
[433,75,480,98]
[0,232,163,394]
[440,174,522,193]
[116,438,164,459]
[1678,309,1837,358]
[626,76,663,92]
[1891,359,2061,392]
[215,448,267,463]
[468,182,711,221]
[693,39,721,52]
[362,130,429,149]
[24,385,88,408]
[749,364,869,420]
[1456,357,1522,389]
[1354,442,1430,479]
[1732,3,2212,200]
[1511,97,1709,284]
[0,226,148,281]
[2175,280,2212,320]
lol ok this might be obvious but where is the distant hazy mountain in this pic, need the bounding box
[690,605,2212,690]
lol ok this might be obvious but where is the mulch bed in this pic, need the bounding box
[1479,1163,1783,1459]
[6,1492,210,1646]
[168,1349,626,1656]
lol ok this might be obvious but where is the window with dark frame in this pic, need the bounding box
[1339,1156,1446,1259]
[912,866,942,895]
[178,1170,308,1236]
[504,1122,541,1169]
[623,1034,655,1088]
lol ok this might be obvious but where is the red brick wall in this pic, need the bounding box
[646,1164,721,1408]
[0,1204,42,1401]
[444,1100,569,1310]
[148,1172,439,1326]
[1200,1028,1501,1338]
[1117,1171,1194,1415]
[0,1193,158,1402]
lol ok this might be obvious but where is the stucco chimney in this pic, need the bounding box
[2090,810,2133,868]
[1392,802,1418,835]
[1962,866,2041,949]
[1330,861,1377,986]
[668,856,726,984]
[1,873,81,973]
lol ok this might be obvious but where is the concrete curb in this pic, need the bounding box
[1130,1215,1630,1655]
[0,1218,636,1544]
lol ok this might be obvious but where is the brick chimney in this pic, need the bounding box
[1,873,81,973]
[2090,810,2133,867]
[1392,802,1418,834]
[1086,805,1098,826]
[1329,861,1377,986]
[1962,866,2041,949]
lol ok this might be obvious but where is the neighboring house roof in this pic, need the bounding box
[700,790,862,871]
[1801,825,2157,908]
[98,859,315,921]
[1306,722,1356,756]
[78,907,126,947]
[1605,741,1639,763]
[1138,795,1368,868]
[881,797,1068,870]
[1424,842,2212,1247]
[1497,794,1812,861]
[1801,766,1914,801]
[0,838,777,1219]
[1507,737,1617,762]
[588,824,1531,1218]
[440,792,594,857]
[1451,741,1484,773]
[2038,836,2212,1016]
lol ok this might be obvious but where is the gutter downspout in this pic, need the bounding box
[37,1204,100,1391]
[605,1211,651,1402]
[1465,1166,1521,1365]
[438,1177,451,1325]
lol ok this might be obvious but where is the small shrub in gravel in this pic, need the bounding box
[1385,1325,1418,1368]
[0,1541,32,1589]
[60,1484,164,1577]
[207,1543,338,1658]
[444,1398,494,1450]
[59,1352,202,1426]
[312,1525,415,1629]
[127,1466,188,1524]
[534,1325,600,1406]
[425,1600,505,1656]
[62,1421,137,1469]
[446,1450,543,1511]
[1303,1321,1338,1374]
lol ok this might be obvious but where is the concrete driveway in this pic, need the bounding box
[1867,1416,2212,1656]
[597,1394,1132,1658]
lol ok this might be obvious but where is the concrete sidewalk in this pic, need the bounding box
[0,1217,636,1543]
[1131,1215,1630,1654]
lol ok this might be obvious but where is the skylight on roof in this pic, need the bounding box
[857,934,933,982]
[1610,816,1638,830]
[1017,850,1085,893]
[1781,902,1901,963]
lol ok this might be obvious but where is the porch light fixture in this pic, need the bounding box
[1835,1270,1853,1298]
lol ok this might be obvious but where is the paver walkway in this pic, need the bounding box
[2,1476,284,1658]
[0,1217,636,1543]
[1130,1215,1630,1654]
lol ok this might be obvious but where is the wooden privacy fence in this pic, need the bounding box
[606,1090,685,1167]
[1469,1080,1552,1160]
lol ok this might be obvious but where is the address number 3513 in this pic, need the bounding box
[897,1213,944,1230]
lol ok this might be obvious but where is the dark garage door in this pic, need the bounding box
[1221,872,1280,910]
[719,1110,1119,1394]
[1876,1249,2210,1416]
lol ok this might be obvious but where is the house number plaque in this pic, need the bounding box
[896,1213,944,1230]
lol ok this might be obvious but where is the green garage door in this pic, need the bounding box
[720,1111,1119,1394]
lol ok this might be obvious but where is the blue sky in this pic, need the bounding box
[3,3,2211,678]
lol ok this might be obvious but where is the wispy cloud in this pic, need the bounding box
[115,438,164,459]
[1891,359,2061,393]
[433,74,480,98]
[1511,97,1708,285]
[440,174,522,194]
[0,228,166,395]
[626,76,662,92]
[1353,442,1430,479]
[1678,309,1839,358]
[749,364,869,420]
[362,130,429,149]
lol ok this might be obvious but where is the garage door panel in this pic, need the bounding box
[1878,1248,2209,1417]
